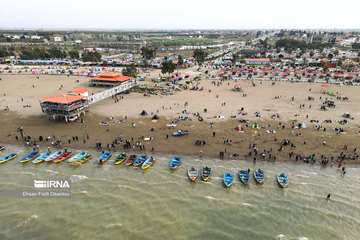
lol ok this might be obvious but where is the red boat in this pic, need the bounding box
[53,151,73,163]
[124,154,136,166]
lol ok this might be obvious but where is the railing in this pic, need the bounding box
[87,80,136,105]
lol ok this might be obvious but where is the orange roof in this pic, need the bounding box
[93,72,130,82]
[42,95,85,104]
[72,87,88,94]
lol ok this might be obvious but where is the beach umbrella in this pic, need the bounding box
[327,90,335,96]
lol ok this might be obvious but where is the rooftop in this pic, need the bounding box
[93,72,131,82]
[42,95,85,105]
[71,87,88,95]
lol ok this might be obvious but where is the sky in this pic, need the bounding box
[0,0,359,30]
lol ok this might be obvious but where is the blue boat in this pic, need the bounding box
[172,130,189,137]
[169,156,182,170]
[133,155,148,167]
[238,169,250,185]
[19,150,39,163]
[0,153,17,164]
[97,151,112,164]
[223,173,234,188]
[32,151,52,164]
[277,172,289,188]
[254,169,265,184]
[45,150,63,162]
[141,156,155,170]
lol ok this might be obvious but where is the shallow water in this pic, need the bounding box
[0,145,359,240]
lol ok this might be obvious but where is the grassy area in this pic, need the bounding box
[146,36,217,47]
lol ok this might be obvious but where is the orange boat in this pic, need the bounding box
[53,151,73,163]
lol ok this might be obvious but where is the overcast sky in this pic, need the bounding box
[0,0,359,30]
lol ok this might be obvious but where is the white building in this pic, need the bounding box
[31,35,42,40]
[53,36,63,42]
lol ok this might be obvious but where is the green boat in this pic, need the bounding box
[68,151,91,166]
[114,152,127,165]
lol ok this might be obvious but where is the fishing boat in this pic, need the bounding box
[114,152,127,165]
[238,169,250,185]
[0,153,17,164]
[141,156,155,170]
[19,150,39,163]
[32,151,52,164]
[45,150,63,162]
[53,151,72,163]
[124,154,136,166]
[168,156,182,170]
[187,167,199,182]
[0,145,5,151]
[223,172,234,188]
[201,166,212,182]
[133,155,148,167]
[68,151,91,166]
[277,172,289,188]
[97,151,112,164]
[254,168,265,184]
[172,129,189,137]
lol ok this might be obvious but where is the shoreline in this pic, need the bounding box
[1,110,359,166]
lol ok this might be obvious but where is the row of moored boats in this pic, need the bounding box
[0,147,288,187]
[0,147,155,170]
[169,157,289,188]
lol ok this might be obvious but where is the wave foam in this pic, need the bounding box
[70,175,88,183]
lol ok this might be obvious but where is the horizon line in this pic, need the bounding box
[1,27,360,33]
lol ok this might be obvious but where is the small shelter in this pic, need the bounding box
[90,72,131,87]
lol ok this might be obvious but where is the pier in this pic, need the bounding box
[40,73,137,122]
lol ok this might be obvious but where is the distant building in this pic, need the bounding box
[31,35,42,40]
[53,36,63,42]
[245,58,271,65]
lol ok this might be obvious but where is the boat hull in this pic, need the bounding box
[0,153,17,163]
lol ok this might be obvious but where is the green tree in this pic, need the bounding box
[122,64,138,78]
[352,43,360,49]
[141,47,156,60]
[232,52,239,65]
[0,48,9,57]
[68,49,80,59]
[275,38,307,50]
[82,51,102,62]
[161,60,176,75]
[48,47,66,59]
[193,49,208,65]
[177,55,184,66]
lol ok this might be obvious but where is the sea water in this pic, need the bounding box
[0,145,359,240]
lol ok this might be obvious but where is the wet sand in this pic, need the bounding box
[0,111,359,165]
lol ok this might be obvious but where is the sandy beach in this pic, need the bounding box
[0,71,359,165]
[1,70,360,124]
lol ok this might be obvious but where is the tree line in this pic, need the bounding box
[275,38,334,51]
[0,47,102,62]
